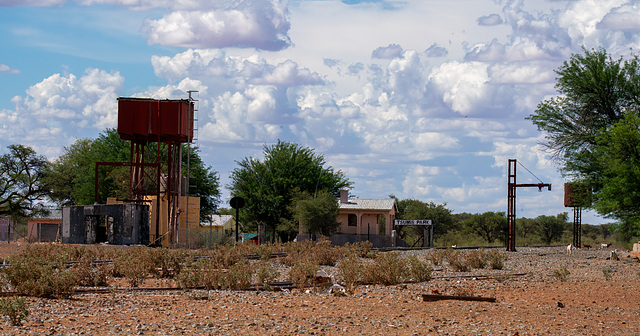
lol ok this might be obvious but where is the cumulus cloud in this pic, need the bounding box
[599,4,640,31]
[424,43,448,58]
[477,13,503,26]
[428,61,489,115]
[6,68,122,142]
[151,49,323,86]
[142,1,291,50]
[371,44,403,59]
[0,64,20,74]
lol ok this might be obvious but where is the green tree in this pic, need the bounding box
[290,189,340,237]
[462,211,507,244]
[536,213,567,245]
[229,140,351,242]
[0,145,51,218]
[395,199,455,243]
[529,47,640,237]
[590,112,640,235]
[183,147,221,220]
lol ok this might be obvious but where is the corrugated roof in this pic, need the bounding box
[339,198,396,210]
[202,214,234,227]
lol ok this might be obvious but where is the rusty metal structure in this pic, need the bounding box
[95,97,195,246]
[564,182,592,248]
[507,159,551,252]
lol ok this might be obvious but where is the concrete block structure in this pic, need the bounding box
[62,204,149,245]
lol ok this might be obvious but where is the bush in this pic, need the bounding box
[406,255,432,283]
[225,260,252,290]
[3,254,77,298]
[289,260,319,289]
[0,296,29,326]
[465,249,487,269]
[364,252,407,285]
[447,251,469,272]
[486,249,507,270]
[337,255,364,294]
[426,248,454,266]
[255,261,278,288]
[552,266,570,282]
[73,258,110,287]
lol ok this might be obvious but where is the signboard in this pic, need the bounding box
[394,219,432,226]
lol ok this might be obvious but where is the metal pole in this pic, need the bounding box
[235,207,239,244]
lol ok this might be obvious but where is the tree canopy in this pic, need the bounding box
[0,144,51,218]
[395,199,456,243]
[528,47,640,237]
[228,140,351,242]
[462,211,507,244]
[290,189,341,237]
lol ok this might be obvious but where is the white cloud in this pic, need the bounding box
[2,68,123,151]
[142,1,291,50]
[477,13,503,26]
[371,44,403,59]
[0,64,20,74]
[559,0,627,45]
[151,49,323,87]
[599,4,640,31]
[428,61,489,115]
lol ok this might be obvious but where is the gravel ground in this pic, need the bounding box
[0,245,639,335]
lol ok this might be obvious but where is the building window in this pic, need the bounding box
[348,214,357,227]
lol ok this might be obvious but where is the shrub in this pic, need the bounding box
[73,258,110,287]
[0,296,29,326]
[486,249,507,270]
[406,255,432,283]
[552,266,570,282]
[447,251,469,272]
[465,249,487,269]
[114,247,155,287]
[3,254,77,298]
[255,243,275,261]
[365,252,407,285]
[225,260,252,290]
[427,248,455,266]
[255,261,278,288]
[289,260,319,289]
[602,269,614,281]
[337,255,364,294]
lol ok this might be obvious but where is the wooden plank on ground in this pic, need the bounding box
[422,294,496,302]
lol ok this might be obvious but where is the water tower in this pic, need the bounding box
[96,96,195,247]
[564,182,592,248]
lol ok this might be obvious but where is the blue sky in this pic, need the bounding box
[2,0,640,224]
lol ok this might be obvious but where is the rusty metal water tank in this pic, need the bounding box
[117,97,194,143]
[564,182,592,207]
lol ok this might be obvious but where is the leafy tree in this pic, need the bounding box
[47,129,220,221]
[536,213,568,245]
[229,140,351,242]
[290,189,340,237]
[0,145,51,218]
[590,112,640,235]
[462,211,507,244]
[529,47,640,237]
[183,147,221,220]
[395,199,455,243]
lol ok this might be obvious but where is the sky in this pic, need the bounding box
[2,0,640,224]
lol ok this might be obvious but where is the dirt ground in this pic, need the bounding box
[0,243,638,335]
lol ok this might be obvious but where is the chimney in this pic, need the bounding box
[340,189,349,203]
